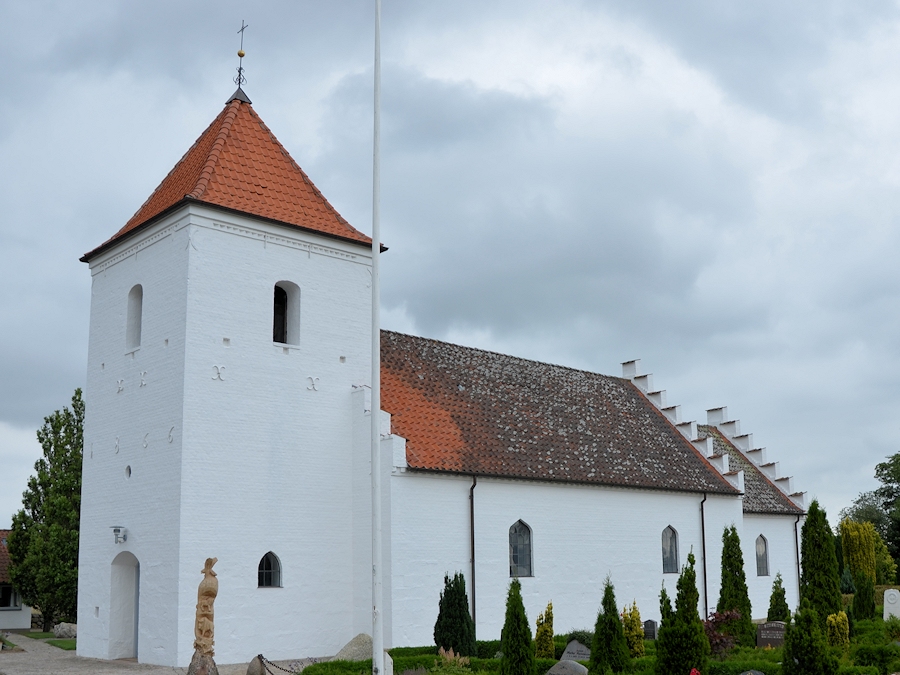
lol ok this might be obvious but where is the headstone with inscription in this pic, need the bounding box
[560,640,591,662]
[643,619,657,640]
[885,589,900,620]
[756,621,786,648]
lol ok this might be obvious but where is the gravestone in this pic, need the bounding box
[643,619,658,640]
[738,671,765,675]
[756,621,786,648]
[560,640,591,662]
[546,660,589,675]
[885,589,900,620]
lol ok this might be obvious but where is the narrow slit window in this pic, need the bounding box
[509,520,533,577]
[662,526,679,574]
[273,282,300,345]
[126,284,143,350]
[258,551,282,588]
[756,535,769,576]
[273,286,288,343]
[0,583,20,608]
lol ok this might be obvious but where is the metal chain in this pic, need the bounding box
[259,654,298,674]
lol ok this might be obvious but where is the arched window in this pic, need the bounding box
[509,520,533,577]
[126,284,143,350]
[662,526,679,574]
[273,282,300,345]
[258,552,282,588]
[756,535,769,576]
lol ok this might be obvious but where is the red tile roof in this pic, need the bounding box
[83,93,371,261]
[0,530,11,584]
[381,331,739,495]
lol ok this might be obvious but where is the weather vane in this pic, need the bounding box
[235,20,249,87]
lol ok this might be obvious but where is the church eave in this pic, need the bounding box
[80,198,385,263]
[401,466,740,497]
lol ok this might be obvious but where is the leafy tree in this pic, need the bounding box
[767,572,791,622]
[799,500,842,627]
[840,518,876,583]
[716,525,754,647]
[8,389,83,630]
[851,571,875,620]
[434,572,476,656]
[782,600,838,675]
[590,577,630,675]
[534,601,554,658]
[500,579,534,675]
[621,601,644,658]
[655,552,709,675]
[840,490,890,541]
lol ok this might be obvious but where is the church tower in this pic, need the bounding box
[77,88,376,666]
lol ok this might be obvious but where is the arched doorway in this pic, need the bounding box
[109,551,140,659]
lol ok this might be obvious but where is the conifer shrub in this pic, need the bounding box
[566,630,594,649]
[852,571,876,620]
[717,525,755,647]
[621,601,645,658]
[768,572,791,622]
[655,552,710,675]
[800,500,843,627]
[589,578,630,675]
[434,572,477,657]
[826,611,850,650]
[841,568,858,594]
[782,600,838,675]
[841,519,877,584]
[500,579,534,675]
[534,601,554,658]
[884,616,900,642]
[873,533,897,585]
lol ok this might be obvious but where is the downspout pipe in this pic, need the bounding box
[700,492,708,618]
[795,514,802,605]
[470,476,477,633]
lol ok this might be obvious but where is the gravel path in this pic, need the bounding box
[0,634,314,675]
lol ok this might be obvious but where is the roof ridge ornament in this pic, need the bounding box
[228,21,252,104]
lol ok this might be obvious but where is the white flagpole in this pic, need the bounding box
[371,0,384,674]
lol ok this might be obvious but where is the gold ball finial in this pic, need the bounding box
[238,49,245,58]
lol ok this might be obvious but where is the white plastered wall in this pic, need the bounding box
[80,204,374,666]
[386,463,746,645]
[740,513,803,619]
[0,600,32,629]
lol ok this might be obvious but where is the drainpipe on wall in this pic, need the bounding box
[700,492,708,618]
[794,514,802,605]
[469,475,477,634]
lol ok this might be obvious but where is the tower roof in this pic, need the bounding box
[82,95,371,261]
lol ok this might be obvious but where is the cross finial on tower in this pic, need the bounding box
[234,20,249,87]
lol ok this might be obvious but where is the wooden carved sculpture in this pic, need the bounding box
[193,557,218,656]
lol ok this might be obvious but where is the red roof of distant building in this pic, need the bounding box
[83,90,371,261]
[0,530,12,584]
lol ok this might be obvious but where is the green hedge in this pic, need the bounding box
[837,667,880,675]
[303,655,560,675]
[705,662,781,675]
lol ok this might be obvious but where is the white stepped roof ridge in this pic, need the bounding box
[621,359,743,493]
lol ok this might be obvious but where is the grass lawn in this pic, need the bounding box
[46,638,76,650]
[1,636,16,647]
[24,632,55,639]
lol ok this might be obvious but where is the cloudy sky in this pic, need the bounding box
[3,1,900,529]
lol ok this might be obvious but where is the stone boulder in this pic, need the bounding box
[334,633,373,661]
[546,660,589,675]
[246,655,265,675]
[53,622,77,639]
[187,649,219,675]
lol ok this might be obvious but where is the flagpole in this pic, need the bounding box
[371,0,384,674]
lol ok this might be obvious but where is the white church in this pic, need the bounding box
[76,87,806,667]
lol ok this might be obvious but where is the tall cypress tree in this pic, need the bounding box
[767,572,791,622]
[655,552,709,675]
[434,572,476,656]
[589,578,630,675]
[716,525,755,647]
[500,579,534,675]
[800,500,842,627]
